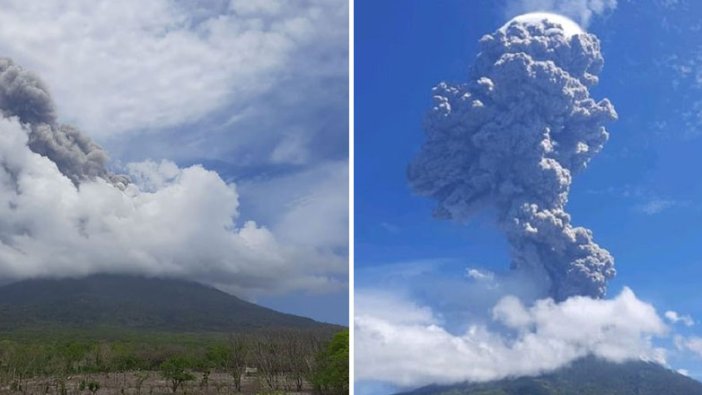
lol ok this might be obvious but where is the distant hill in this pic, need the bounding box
[0,274,338,333]
[398,356,702,395]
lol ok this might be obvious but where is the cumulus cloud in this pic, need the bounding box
[0,2,348,300]
[0,113,345,297]
[408,15,616,300]
[236,160,349,253]
[504,0,617,26]
[355,288,667,387]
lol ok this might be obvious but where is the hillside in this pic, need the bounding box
[398,356,702,395]
[0,274,336,333]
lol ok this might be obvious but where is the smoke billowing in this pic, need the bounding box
[0,58,125,186]
[0,57,345,296]
[408,14,617,300]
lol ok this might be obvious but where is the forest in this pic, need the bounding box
[0,328,348,394]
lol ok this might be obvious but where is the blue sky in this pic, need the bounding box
[356,0,702,392]
[0,0,348,325]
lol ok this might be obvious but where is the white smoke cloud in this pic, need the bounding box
[505,0,618,26]
[0,115,345,296]
[355,288,667,388]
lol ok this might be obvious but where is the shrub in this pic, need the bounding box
[160,357,195,393]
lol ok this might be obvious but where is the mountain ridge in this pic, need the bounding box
[0,274,340,333]
[396,356,702,395]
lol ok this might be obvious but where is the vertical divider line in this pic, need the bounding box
[348,0,355,392]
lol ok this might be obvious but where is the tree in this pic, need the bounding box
[250,332,283,390]
[228,334,249,392]
[280,329,318,391]
[311,330,349,395]
[205,344,230,370]
[303,332,324,385]
[160,357,195,393]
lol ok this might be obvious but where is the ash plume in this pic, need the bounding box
[408,15,617,300]
[0,58,126,186]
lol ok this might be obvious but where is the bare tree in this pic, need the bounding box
[250,331,283,390]
[280,329,310,391]
[228,334,249,392]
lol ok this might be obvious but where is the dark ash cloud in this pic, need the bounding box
[408,15,617,300]
[0,58,125,186]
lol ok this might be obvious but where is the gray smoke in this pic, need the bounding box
[0,58,126,186]
[408,17,617,300]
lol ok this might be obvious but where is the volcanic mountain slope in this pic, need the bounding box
[398,356,702,395]
[0,274,337,332]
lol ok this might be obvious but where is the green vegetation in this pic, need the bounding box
[0,275,348,393]
[311,329,349,394]
[399,356,702,395]
[160,356,195,393]
[0,328,348,393]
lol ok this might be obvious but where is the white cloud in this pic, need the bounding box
[675,336,702,358]
[0,0,346,143]
[666,310,695,327]
[356,287,667,387]
[466,267,495,282]
[356,290,439,327]
[0,116,345,297]
[634,198,680,215]
[504,0,617,26]
[270,133,311,165]
[237,161,349,253]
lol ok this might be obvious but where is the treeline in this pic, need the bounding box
[0,328,348,394]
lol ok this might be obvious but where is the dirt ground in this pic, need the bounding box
[0,371,313,394]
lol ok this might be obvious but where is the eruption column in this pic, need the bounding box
[408,14,617,300]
